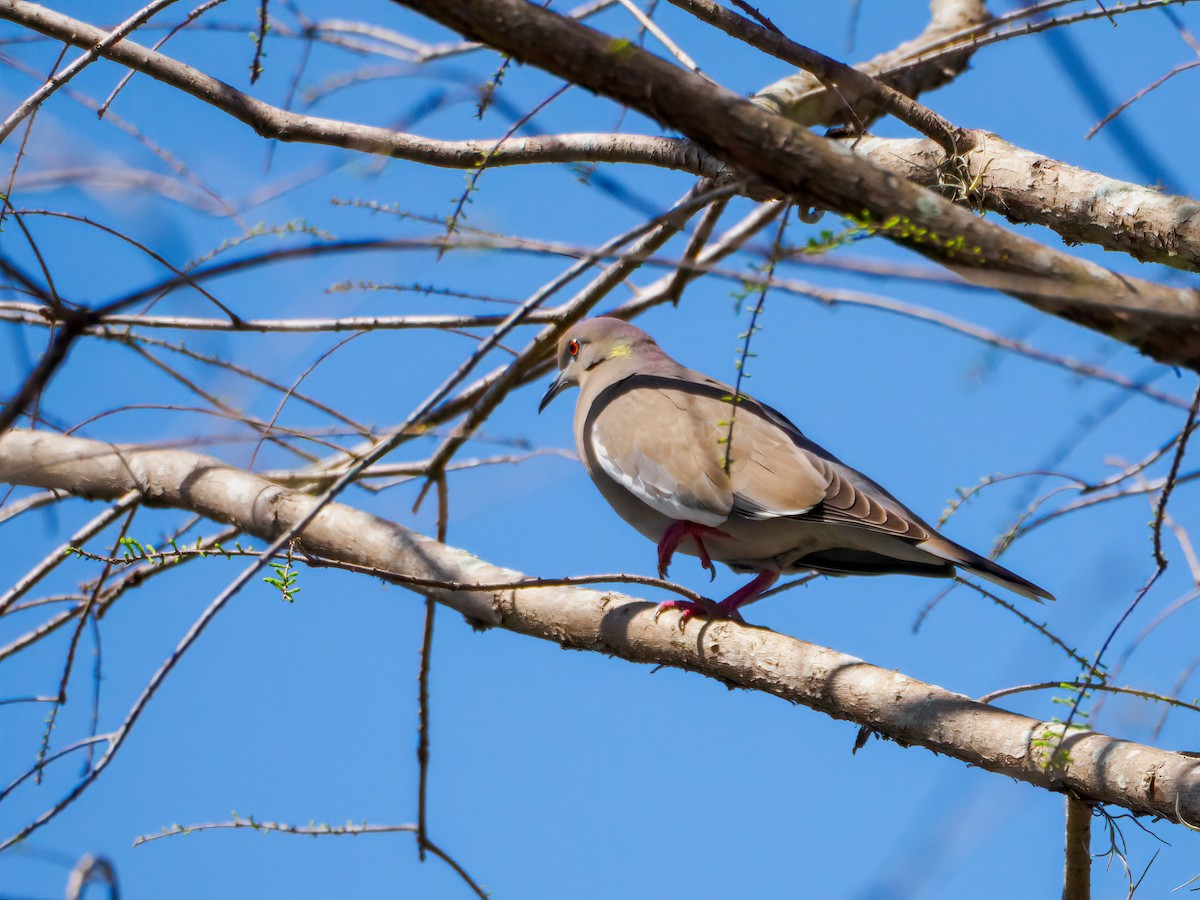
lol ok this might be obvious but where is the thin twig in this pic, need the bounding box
[416,476,447,861]
[723,203,790,474]
[134,816,418,846]
[36,501,139,782]
[979,680,1200,715]
[247,331,366,470]
[1054,381,1200,754]
[0,0,182,142]
[616,0,705,74]
[250,0,269,83]
[1086,60,1200,139]
[0,494,141,617]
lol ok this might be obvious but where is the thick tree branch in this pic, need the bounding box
[854,132,1200,275]
[3,427,1200,827]
[390,0,1200,371]
[4,0,1198,341]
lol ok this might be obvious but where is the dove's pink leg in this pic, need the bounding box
[715,569,779,615]
[654,568,779,625]
[656,521,726,580]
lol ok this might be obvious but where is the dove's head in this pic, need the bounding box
[538,317,660,412]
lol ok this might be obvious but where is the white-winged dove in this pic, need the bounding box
[539,317,1053,621]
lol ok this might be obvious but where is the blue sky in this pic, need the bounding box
[3,2,1200,897]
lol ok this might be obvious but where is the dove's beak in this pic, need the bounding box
[538,370,570,413]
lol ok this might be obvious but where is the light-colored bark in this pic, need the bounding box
[4,0,1200,356]
[0,1,723,178]
[392,0,1200,371]
[753,0,991,126]
[666,0,961,153]
[855,132,1200,274]
[3,427,1200,826]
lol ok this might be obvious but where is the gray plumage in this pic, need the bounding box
[539,317,1053,617]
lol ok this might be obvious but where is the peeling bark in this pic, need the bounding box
[855,131,1200,274]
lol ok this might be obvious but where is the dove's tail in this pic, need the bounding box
[918,535,1055,602]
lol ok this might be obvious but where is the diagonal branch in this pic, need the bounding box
[853,131,1200,274]
[0,0,722,178]
[752,0,991,124]
[3,0,1197,310]
[2,427,1199,829]
[665,0,960,153]
[391,0,1200,371]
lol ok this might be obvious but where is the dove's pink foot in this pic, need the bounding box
[654,569,780,625]
[653,596,729,623]
[657,521,728,580]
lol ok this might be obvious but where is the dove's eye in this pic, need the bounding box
[568,339,580,357]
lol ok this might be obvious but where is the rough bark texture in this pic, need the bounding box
[4,427,1200,825]
[392,0,1200,371]
[855,131,1200,274]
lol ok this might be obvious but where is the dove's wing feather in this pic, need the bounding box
[579,367,1054,602]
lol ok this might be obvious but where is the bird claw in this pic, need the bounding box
[656,521,724,583]
[653,596,726,628]
[652,570,775,626]
[692,532,717,582]
[656,540,674,580]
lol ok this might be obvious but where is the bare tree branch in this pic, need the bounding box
[3,427,1199,829]
[0,1,722,177]
[666,0,961,153]
[752,0,990,125]
[0,0,180,142]
[1064,794,1093,899]
[4,0,1197,333]
[854,131,1200,274]
[389,0,1200,371]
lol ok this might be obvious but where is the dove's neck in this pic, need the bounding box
[580,345,683,401]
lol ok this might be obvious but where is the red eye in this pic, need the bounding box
[568,339,580,357]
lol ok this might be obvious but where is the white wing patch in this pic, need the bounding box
[731,494,815,521]
[592,435,727,527]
